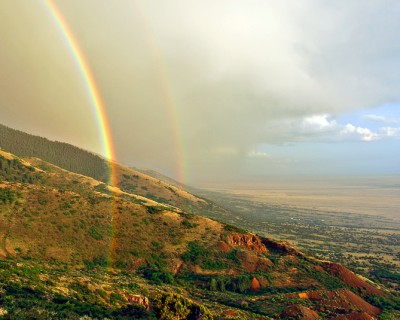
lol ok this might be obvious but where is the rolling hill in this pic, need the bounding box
[0,124,399,319]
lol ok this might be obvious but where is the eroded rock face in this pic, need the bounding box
[227,234,268,254]
[262,237,304,257]
[123,293,151,311]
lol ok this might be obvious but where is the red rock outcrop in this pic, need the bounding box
[122,293,151,310]
[262,237,304,257]
[227,234,268,254]
[250,277,261,292]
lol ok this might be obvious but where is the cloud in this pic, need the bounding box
[299,115,338,132]
[340,124,379,141]
[1,1,400,181]
[379,127,400,137]
[362,114,400,125]
[262,114,399,143]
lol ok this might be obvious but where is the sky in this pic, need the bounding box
[0,0,399,185]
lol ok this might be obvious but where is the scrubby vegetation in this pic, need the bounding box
[0,129,398,319]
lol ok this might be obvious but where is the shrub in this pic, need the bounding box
[152,293,213,320]
[203,259,226,270]
[182,241,208,265]
[88,227,103,240]
[139,266,174,285]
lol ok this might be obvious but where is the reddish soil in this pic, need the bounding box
[217,241,231,252]
[332,311,377,320]
[258,275,270,287]
[235,250,273,273]
[257,257,273,271]
[314,265,325,272]
[289,289,381,317]
[282,305,320,320]
[322,262,386,296]
[236,250,259,272]
[222,310,237,317]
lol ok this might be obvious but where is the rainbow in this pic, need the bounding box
[42,0,116,185]
[42,0,118,267]
[42,0,188,269]
[43,0,187,184]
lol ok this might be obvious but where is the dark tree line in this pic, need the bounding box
[0,124,109,182]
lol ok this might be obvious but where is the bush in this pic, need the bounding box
[115,304,151,318]
[83,256,108,270]
[182,241,208,265]
[152,293,213,320]
[203,259,226,270]
[139,266,174,285]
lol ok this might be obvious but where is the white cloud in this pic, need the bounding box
[264,114,387,143]
[340,124,379,141]
[299,114,338,132]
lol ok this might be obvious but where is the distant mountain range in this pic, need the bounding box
[0,123,398,319]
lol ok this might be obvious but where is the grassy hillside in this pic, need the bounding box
[0,123,227,217]
[0,149,399,319]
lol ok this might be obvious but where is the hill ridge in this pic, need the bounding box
[0,125,398,319]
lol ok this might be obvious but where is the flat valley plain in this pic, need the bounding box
[196,176,400,292]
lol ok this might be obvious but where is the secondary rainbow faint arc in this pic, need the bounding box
[43,0,116,187]
[133,0,187,183]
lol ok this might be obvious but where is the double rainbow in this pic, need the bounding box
[42,0,186,269]
[43,0,186,183]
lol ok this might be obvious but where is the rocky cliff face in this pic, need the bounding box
[227,233,268,254]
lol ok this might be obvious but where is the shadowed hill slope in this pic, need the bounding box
[0,123,109,181]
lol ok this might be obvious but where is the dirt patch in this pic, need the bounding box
[218,241,231,252]
[222,310,237,317]
[290,289,381,317]
[332,312,377,320]
[236,250,259,272]
[281,305,320,320]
